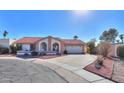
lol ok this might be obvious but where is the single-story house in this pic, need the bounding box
[15,36,87,55]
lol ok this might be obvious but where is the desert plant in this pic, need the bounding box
[97,41,111,57]
[95,57,104,69]
[117,46,124,58]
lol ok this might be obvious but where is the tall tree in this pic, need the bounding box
[3,30,8,38]
[100,30,110,41]
[100,28,118,43]
[73,35,78,40]
[119,34,124,44]
[109,28,118,43]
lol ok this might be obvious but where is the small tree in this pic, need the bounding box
[97,41,111,57]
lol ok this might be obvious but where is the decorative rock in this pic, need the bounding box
[95,62,102,69]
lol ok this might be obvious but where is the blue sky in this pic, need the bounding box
[0,10,123,42]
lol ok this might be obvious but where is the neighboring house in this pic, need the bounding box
[0,39,16,48]
[15,36,87,54]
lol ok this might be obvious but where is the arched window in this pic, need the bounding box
[53,43,59,52]
[41,42,47,51]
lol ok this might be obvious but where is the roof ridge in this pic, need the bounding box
[23,36,45,38]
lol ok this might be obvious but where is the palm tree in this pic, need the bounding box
[73,35,78,40]
[116,40,120,43]
[3,30,8,38]
[119,34,124,44]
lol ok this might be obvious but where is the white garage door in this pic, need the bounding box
[66,45,83,54]
[22,44,31,51]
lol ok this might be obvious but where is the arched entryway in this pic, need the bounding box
[40,42,47,51]
[52,43,59,52]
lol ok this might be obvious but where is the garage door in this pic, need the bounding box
[22,44,31,51]
[65,45,83,54]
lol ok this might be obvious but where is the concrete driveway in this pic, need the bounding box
[45,54,97,68]
[0,58,67,83]
[39,54,113,83]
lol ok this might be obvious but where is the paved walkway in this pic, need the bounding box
[33,55,114,83]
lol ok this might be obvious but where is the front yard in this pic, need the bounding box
[84,57,124,83]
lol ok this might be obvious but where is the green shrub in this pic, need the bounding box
[87,42,96,54]
[64,50,68,54]
[31,51,38,56]
[0,47,9,54]
[10,44,22,54]
[0,45,2,52]
[10,45,17,54]
[117,46,124,58]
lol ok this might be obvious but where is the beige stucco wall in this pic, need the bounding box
[35,38,61,53]
[115,44,124,57]
[108,44,124,57]
[83,45,87,53]
[35,37,86,54]
[35,38,48,51]
[51,38,61,53]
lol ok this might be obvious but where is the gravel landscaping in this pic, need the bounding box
[84,58,114,79]
[84,58,124,83]
[112,59,124,83]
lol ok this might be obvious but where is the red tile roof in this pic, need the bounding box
[16,37,42,44]
[16,36,85,45]
[62,39,85,45]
